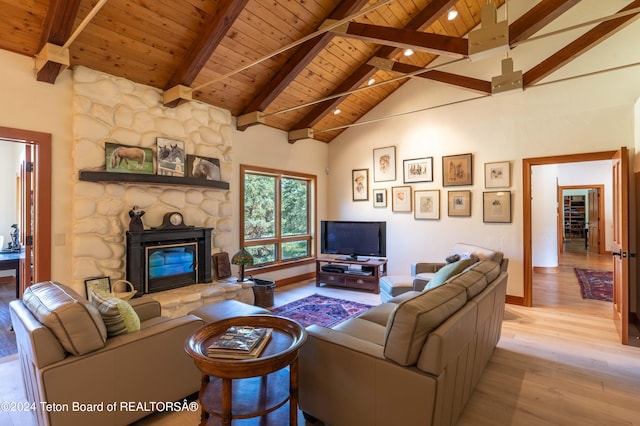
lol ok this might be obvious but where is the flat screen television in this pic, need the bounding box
[320,220,386,261]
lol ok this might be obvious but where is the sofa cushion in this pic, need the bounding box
[91,290,141,337]
[424,258,473,290]
[383,283,467,366]
[447,270,487,299]
[469,259,502,283]
[22,281,107,356]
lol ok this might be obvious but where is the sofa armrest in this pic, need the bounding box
[411,262,445,275]
[9,300,66,368]
[413,278,429,291]
[36,314,205,425]
[299,325,439,426]
[304,324,385,357]
[129,297,161,322]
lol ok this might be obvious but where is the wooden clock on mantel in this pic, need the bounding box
[157,212,191,229]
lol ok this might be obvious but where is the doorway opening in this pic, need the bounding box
[558,185,606,256]
[523,149,635,346]
[0,126,52,297]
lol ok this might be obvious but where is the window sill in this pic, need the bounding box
[245,257,315,275]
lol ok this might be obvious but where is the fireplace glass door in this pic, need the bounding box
[145,242,198,293]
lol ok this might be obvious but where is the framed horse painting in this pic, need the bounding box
[105,142,153,174]
[186,155,221,181]
[156,137,186,177]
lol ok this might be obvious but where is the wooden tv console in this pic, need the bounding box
[315,257,388,294]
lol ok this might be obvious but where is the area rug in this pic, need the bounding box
[574,268,613,302]
[271,294,373,328]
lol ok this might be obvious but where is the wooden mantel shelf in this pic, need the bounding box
[78,171,230,190]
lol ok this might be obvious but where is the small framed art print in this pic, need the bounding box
[392,186,412,212]
[484,161,511,188]
[352,169,369,201]
[105,142,153,174]
[448,190,471,217]
[373,146,396,182]
[187,154,221,181]
[373,188,387,207]
[443,153,472,186]
[483,191,512,223]
[156,137,185,177]
[84,276,111,302]
[414,190,439,220]
[403,157,433,183]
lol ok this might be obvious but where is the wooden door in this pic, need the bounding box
[19,145,34,296]
[611,148,629,345]
[587,188,600,254]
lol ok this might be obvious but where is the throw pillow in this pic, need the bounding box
[424,258,473,291]
[445,254,460,264]
[91,289,141,337]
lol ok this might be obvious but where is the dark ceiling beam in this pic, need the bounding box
[524,0,640,87]
[390,62,491,94]
[509,0,580,44]
[239,0,371,121]
[333,22,468,57]
[36,0,82,83]
[164,0,249,105]
[292,0,458,131]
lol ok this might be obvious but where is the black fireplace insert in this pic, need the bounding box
[126,227,212,295]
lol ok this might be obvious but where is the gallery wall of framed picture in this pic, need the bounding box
[349,147,512,224]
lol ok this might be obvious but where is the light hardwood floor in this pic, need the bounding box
[2,246,639,425]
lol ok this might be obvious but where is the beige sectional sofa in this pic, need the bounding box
[9,281,204,426]
[380,243,505,302]
[299,254,508,426]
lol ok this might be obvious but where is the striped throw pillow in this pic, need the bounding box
[90,289,140,337]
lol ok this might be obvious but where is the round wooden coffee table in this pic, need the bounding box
[185,315,307,426]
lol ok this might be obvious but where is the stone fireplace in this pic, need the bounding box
[70,66,233,294]
[126,227,212,295]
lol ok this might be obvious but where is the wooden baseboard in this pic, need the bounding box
[506,294,525,305]
[533,266,560,274]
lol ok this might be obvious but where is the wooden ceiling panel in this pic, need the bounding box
[0,0,626,142]
[0,0,48,55]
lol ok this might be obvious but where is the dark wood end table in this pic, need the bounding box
[185,315,307,426]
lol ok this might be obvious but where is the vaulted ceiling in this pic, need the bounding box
[1,0,639,142]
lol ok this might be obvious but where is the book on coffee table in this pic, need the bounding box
[207,326,272,359]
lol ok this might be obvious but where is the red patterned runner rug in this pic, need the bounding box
[574,268,613,302]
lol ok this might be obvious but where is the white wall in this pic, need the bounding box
[531,164,559,268]
[0,142,22,247]
[325,2,640,298]
[0,49,74,284]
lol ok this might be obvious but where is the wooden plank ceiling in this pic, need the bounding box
[1,0,638,143]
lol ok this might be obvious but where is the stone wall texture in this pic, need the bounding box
[71,66,233,291]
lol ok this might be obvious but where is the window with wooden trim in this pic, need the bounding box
[240,165,315,267]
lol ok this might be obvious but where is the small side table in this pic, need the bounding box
[185,315,307,426]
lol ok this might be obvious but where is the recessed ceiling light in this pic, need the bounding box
[403,48,414,56]
[368,78,376,86]
[447,9,458,20]
[333,108,341,115]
